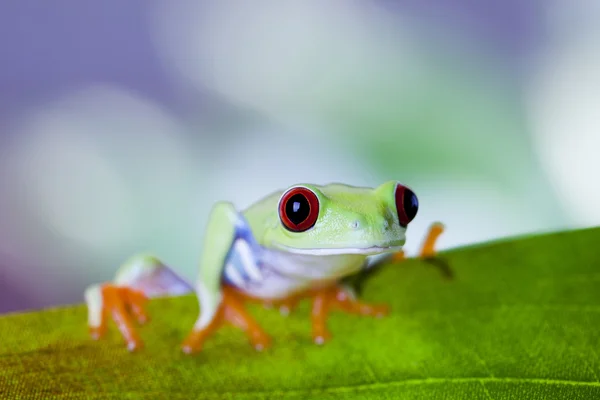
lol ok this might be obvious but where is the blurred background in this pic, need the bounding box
[0,0,598,313]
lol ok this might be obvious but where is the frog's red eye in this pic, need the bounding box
[395,183,418,227]
[278,187,320,232]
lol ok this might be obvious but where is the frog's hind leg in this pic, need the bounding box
[84,254,193,351]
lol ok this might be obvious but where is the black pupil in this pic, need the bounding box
[285,194,310,225]
[403,189,419,222]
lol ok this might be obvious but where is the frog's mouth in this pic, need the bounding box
[272,243,404,256]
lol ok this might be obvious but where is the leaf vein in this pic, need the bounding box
[479,379,495,400]
[5,377,598,399]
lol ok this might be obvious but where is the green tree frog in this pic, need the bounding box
[84,181,444,353]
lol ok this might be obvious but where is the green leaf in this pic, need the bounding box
[1,227,600,399]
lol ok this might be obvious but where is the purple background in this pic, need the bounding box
[0,0,547,313]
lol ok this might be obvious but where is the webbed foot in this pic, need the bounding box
[311,285,389,345]
[85,284,149,351]
[84,255,193,351]
[181,286,271,354]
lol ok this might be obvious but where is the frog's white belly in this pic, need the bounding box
[237,249,367,299]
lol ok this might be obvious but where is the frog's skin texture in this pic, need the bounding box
[84,181,444,353]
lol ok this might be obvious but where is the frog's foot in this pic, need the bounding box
[391,222,445,262]
[181,286,271,354]
[85,284,149,351]
[311,285,389,345]
[263,294,303,316]
[391,250,406,263]
[85,256,194,351]
[419,222,445,258]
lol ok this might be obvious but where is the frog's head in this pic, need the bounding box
[268,181,418,256]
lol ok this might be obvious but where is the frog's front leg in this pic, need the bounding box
[310,285,389,344]
[181,202,271,354]
[181,284,271,353]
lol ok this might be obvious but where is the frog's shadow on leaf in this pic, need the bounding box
[345,255,453,296]
[423,257,454,280]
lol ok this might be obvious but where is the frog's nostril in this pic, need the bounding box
[351,220,360,230]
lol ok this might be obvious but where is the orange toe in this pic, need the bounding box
[310,285,390,345]
[124,289,149,324]
[181,286,271,354]
[222,287,271,351]
[330,287,390,317]
[420,222,445,258]
[181,329,214,354]
[89,325,106,340]
[99,284,147,350]
[249,331,272,351]
[340,301,390,317]
[392,250,406,262]
[110,304,143,351]
[313,329,332,345]
[275,295,302,316]
[311,289,333,344]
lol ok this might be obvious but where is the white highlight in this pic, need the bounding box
[0,84,211,295]
[338,284,357,301]
[150,0,419,124]
[224,262,246,288]
[11,129,138,250]
[114,257,157,286]
[84,284,103,328]
[5,85,194,255]
[527,7,600,227]
[193,281,223,330]
[202,132,376,213]
[234,239,262,281]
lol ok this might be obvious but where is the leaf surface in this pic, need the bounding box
[1,228,599,399]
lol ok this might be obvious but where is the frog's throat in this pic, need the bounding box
[270,243,403,256]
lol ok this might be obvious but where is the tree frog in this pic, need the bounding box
[84,181,444,353]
